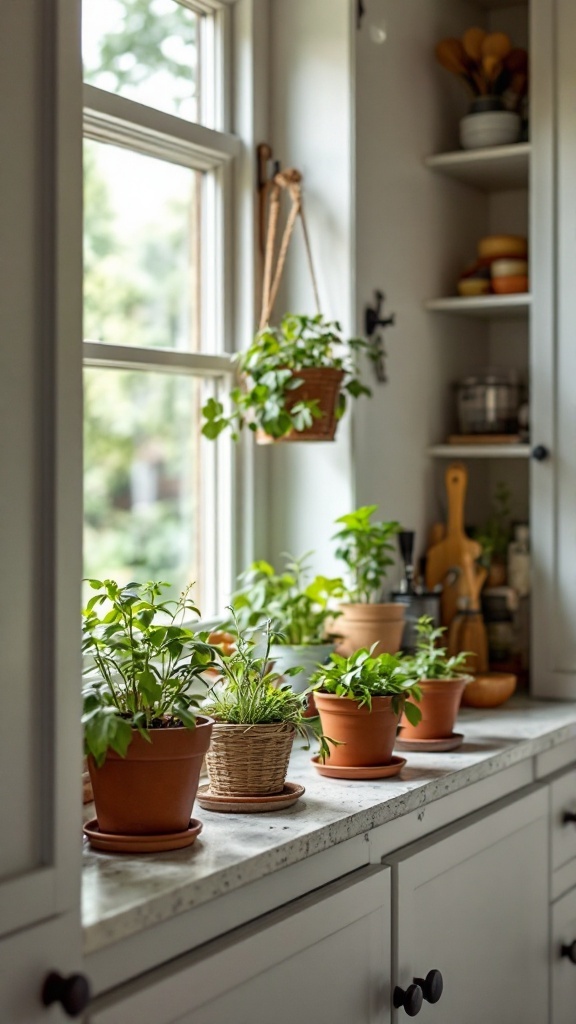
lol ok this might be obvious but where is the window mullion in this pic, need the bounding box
[82,341,234,377]
[83,85,240,171]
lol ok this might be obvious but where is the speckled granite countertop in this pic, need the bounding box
[82,698,576,954]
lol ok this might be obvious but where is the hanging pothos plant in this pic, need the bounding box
[201,314,377,442]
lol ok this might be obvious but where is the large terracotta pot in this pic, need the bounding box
[335,603,406,657]
[314,692,401,767]
[256,368,345,443]
[88,717,213,835]
[399,677,469,740]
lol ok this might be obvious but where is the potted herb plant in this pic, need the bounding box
[309,648,421,771]
[203,613,311,801]
[333,506,406,656]
[473,481,513,587]
[230,553,344,696]
[82,580,216,842]
[398,616,470,741]
[201,314,375,444]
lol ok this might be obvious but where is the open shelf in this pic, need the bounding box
[428,444,531,459]
[476,0,526,7]
[425,143,530,192]
[425,294,531,319]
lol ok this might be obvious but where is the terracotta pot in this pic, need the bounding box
[399,677,469,740]
[314,692,401,767]
[205,722,295,796]
[256,368,345,443]
[461,672,517,708]
[335,603,406,657]
[487,559,507,588]
[88,717,213,835]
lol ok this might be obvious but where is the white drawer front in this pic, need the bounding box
[552,769,576,871]
[552,887,576,1024]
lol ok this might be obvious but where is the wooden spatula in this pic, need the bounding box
[425,463,482,627]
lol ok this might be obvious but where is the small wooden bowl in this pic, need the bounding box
[461,672,517,708]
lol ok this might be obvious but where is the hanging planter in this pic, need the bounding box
[201,169,377,444]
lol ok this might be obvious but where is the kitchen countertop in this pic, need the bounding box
[82,698,576,955]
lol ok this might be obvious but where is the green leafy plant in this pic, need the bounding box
[403,615,469,680]
[205,610,310,728]
[473,481,513,567]
[202,314,376,441]
[310,647,422,726]
[82,579,217,766]
[230,553,344,644]
[333,506,401,603]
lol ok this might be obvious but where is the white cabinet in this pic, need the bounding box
[0,0,84,1017]
[532,0,576,698]
[87,867,391,1024]
[552,887,576,1024]
[386,788,549,1023]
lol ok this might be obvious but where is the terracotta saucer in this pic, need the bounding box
[310,755,407,780]
[395,732,464,753]
[83,817,203,854]
[196,781,305,813]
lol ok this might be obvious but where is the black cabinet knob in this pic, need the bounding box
[393,983,423,1016]
[414,969,444,1004]
[562,810,576,826]
[42,972,91,1017]
[531,445,550,462]
[561,941,576,965]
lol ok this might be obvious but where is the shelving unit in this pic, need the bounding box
[425,294,531,318]
[425,143,530,192]
[428,444,531,459]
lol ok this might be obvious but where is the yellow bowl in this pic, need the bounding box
[461,672,517,708]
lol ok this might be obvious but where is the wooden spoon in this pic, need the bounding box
[481,32,512,62]
[435,38,479,95]
[462,27,487,64]
[482,54,503,89]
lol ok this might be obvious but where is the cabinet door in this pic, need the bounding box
[386,789,548,1024]
[0,0,84,1014]
[552,886,576,1024]
[532,0,576,697]
[88,867,391,1024]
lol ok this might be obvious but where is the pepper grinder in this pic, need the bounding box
[398,530,416,594]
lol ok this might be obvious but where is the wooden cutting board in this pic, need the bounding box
[425,463,482,627]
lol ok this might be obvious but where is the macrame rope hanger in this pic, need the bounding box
[259,168,321,330]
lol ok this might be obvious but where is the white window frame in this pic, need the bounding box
[82,0,242,615]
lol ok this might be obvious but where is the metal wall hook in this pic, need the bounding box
[364,289,396,384]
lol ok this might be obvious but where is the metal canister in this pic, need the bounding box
[391,591,441,653]
[456,371,520,435]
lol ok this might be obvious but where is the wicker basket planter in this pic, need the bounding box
[256,368,345,444]
[205,722,295,796]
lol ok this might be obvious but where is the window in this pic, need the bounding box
[82,0,239,615]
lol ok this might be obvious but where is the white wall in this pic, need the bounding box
[265,0,356,576]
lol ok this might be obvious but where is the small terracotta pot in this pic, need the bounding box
[335,603,406,657]
[399,677,469,740]
[256,368,345,444]
[314,692,401,767]
[88,717,213,835]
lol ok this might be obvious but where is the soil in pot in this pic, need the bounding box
[335,603,405,657]
[205,721,295,796]
[256,368,344,443]
[314,692,401,768]
[399,678,469,740]
[87,716,213,835]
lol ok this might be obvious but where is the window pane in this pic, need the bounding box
[83,367,208,607]
[83,0,201,121]
[84,141,203,351]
